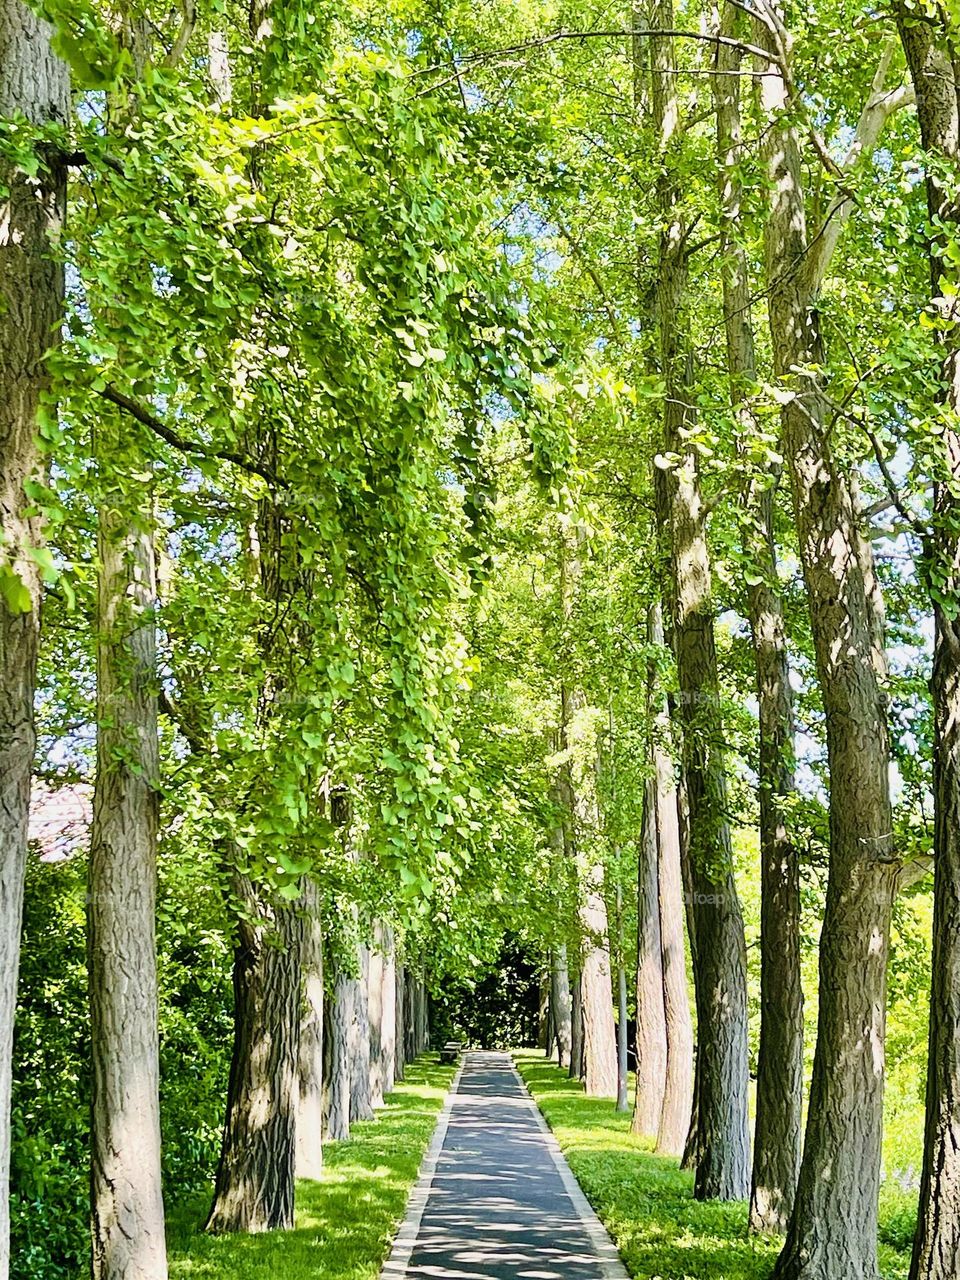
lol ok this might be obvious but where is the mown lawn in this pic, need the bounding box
[166,1056,454,1280]
[514,1051,915,1280]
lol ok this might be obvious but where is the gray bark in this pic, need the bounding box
[616,912,630,1113]
[556,534,618,1098]
[89,509,167,1278]
[206,874,302,1232]
[895,12,960,1280]
[756,8,898,1275]
[394,961,406,1082]
[551,945,573,1068]
[379,923,397,1095]
[349,944,374,1123]
[0,8,68,1276]
[368,926,386,1108]
[650,0,750,1200]
[325,967,352,1142]
[713,8,803,1230]
[647,606,694,1157]
[632,780,667,1136]
[416,968,429,1053]
[569,969,584,1080]
[296,879,323,1181]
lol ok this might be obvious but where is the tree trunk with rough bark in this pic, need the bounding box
[713,9,803,1230]
[0,8,68,1275]
[206,874,302,1232]
[632,780,667,1136]
[895,12,960,1280]
[349,943,374,1123]
[650,0,750,1201]
[616,903,630,1113]
[756,9,897,1275]
[646,606,695,1157]
[416,969,429,1053]
[296,879,324,1181]
[556,531,618,1098]
[394,962,406,1082]
[325,966,352,1143]
[379,924,397,1096]
[89,507,168,1279]
[551,946,573,1068]
[542,979,554,1054]
[569,970,584,1080]
[747,494,803,1234]
[577,862,618,1097]
[404,966,417,1062]
[368,928,386,1109]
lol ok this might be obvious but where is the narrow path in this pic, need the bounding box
[382,1050,629,1280]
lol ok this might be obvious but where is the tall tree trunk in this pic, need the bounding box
[542,978,554,1054]
[713,7,803,1230]
[645,605,695,1157]
[895,13,960,1280]
[577,861,618,1097]
[89,508,167,1279]
[654,748,694,1155]
[0,8,67,1275]
[650,0,750,1200]
[557,531,618,1098]
[368,929,385,1109]
[632,780,667,1136]
[569,969,584,1080]
[296,879,323,1181]
[349,943,374,1123]
[379,924,397,1096]
[559,684,617,1097]
[206,875,302,1232]
[755,9,897,1275]
[747,489,803,1234]
[404,965,417,1062]
[615,889,630,1114]
[325,966,352,1143]
[394,961,406,1082]
[416,967,429,1053]
[207,489,307,1233]
[551,946,573,1068]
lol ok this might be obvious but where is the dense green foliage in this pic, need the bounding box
[3,0,957,1274]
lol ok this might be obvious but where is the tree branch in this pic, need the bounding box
[100,385,286,488]
[415,28,787,78]
[805,41,915,292]
[864,426,927,537]
[164,0,197,69]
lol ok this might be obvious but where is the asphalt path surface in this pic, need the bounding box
[387,1051,628,1280]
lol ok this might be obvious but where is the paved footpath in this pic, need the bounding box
[381,1050,629,1280]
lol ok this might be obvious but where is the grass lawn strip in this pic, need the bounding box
[514,1051,914,1280]
[165,1056,456,1280]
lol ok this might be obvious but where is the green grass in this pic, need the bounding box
[514,1051,915,1280]
[166,1056,454,1280]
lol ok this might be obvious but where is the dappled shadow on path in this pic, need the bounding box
[406,1052,610,1280]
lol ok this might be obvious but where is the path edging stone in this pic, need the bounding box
[379,1056,466,1278]
[514,1054,631,1280]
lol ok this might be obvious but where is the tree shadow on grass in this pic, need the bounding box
[516,1055,775,1280]
[166,1058,454,1280]
[516,1055,913,1280]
